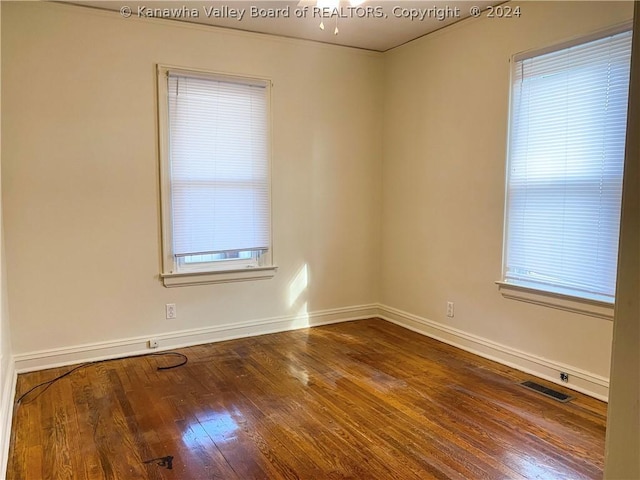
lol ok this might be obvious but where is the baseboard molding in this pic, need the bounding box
[11,302,610,402]
[13,304,379,373]
[377,304,609,402]
[0,359,17,480]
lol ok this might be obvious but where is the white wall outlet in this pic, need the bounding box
[166,303,177,319]
[446,301,455,318]
[148,338,159,349]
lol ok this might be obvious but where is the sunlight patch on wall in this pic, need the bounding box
[288,264,309,307]
[288,264,310,326]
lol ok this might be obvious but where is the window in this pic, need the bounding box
[157,66,276,287]
[499,26,632,314]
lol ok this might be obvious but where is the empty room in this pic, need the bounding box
[0,0,638,478]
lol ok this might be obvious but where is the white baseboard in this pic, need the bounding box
[377,304,609,402]
[13,304,379,373]
[0,359,17,480]
[11,301,610,401]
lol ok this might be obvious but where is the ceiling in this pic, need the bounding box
[68,0,500,52]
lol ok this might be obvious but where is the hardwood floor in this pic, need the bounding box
[7,319,607,479]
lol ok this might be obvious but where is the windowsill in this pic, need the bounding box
[162,266,277,287]
[495,281,614,320]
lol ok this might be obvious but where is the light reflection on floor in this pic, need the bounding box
[287,363,310,385]
[182,410,240,447]
[504,450,562,479]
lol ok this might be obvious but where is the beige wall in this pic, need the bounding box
[2,2,383,354]
[381,1,633,382]
[0,0,11,395]
[604,3,640,477]
[1,2,15,475]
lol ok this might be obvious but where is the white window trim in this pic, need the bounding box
[157,64,276,287]
[162,267,277,288]
[496,281,614,320]
[497,22,631,316]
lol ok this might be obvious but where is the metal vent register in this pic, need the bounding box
[520,381,574,403]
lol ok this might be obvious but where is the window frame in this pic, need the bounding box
[497,22,633,318]
[156,64,277,287]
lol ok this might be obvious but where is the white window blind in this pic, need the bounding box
[504,28,632,303]
[167,72,270,259]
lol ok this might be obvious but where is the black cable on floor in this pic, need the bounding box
[16,351,188,405]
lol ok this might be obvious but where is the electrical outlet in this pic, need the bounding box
[560,372,569,383]
[166,303,176,320]
[148,339,159,349]
[446,301,454,318]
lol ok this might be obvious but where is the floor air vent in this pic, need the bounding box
[520,381,573,403]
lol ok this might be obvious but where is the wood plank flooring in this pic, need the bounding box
[7,319,607,479]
